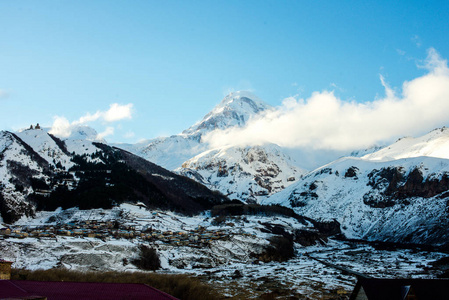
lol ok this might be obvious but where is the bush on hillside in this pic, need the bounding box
[132,244,161,271]
[255,236,295,262]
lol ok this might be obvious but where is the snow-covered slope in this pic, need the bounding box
[11,126,105,168]
[0,127,227,223]
[117,92,309,203]
[122,135,208,172]
[264,129,449,246]
[349,145,385,158]
[2,203,446,298]
[117,91,273,171]
[0,127,107,222]
[178,144,306,203]
[62,125,107,155]
[15,129,74,169]
[0,131,48,222]
[362,127,449,161]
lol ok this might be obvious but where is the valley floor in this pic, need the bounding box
[1,204,448,299]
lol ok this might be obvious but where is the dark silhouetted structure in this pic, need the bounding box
[350,277,449,300]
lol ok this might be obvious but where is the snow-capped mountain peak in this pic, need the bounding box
[118,91,275,171]
[115,92,305,202]
[182,91,272,137]
[210,91,268,115]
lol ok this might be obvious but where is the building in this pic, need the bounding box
[0,227,11,235]
[0,259,13,280]
[350,277,449,300]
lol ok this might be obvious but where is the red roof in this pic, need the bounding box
[0,280,179,300]
[0,280,41,299]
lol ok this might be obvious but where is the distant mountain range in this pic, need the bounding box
[264,127,449,245]
[1,92,449,246]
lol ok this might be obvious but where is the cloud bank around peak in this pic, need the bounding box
[203,48,449,152]
[49,103,133,139]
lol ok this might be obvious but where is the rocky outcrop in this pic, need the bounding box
[363,167,449,208]
[265,155,449,246]
[397,169,449,199]
[178,144,305,203]
[344,166,359,178]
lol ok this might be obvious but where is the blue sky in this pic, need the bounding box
[1,1,449,143]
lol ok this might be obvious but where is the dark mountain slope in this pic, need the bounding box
[0,130,228,223]
[112,145,229,214]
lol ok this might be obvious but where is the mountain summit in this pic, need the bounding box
[115,92,302,203]
[118,91,273,170]
[182,91,271,138]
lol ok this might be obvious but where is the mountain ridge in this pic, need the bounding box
[263,132,449,246]
[2,92,449,247]
[0,129,228,223]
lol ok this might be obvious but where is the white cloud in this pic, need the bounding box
[70,103,133,125]
[48,116,72,138]
[49,103,133,138]
[97,127,115,139]
[379,75,395,99]
[103,103,133,122]
[76,111,102,124]
[419,48,448,75]
[203,48,449,152]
